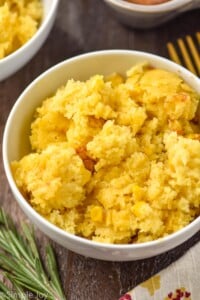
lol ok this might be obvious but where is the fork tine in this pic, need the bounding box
[167,42,182,65]
[196,32,200,45]
[177,38,197,75]
[186,35,200,75]
[167,34,200,76]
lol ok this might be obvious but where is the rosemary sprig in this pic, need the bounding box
[0,209,66,300]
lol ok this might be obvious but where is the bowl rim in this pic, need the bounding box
[104,0,193,13]
[3,49,200,251]
[0,0,59,65]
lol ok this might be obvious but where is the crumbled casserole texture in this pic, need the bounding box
[0,0,42,59]
[12,63,200,244]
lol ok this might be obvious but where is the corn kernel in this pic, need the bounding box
[132,185,144,202]
[131,201,151,218]
[144,146,153,156]
[90,206,103,222]
[105,73,124,87]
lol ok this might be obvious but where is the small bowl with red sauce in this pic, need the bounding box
[103,0,200,29]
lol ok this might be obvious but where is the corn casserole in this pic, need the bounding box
[0,0,42,59]
[12,63,200,244]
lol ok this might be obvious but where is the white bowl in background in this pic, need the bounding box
[3,50,200,261]
[103,0,200,29]
[0,0,59,82]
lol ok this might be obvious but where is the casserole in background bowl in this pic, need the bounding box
[0,0,59,82]
[3,50,200,261]
[103,0,200,29]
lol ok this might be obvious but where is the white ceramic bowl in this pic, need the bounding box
[0,0,59,82]
[3,50,200,261]
[104,0,200,28]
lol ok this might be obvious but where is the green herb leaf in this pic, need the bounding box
[0,209,66,300]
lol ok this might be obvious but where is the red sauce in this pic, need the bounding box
[125,0,170,4]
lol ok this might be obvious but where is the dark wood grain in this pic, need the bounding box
[0,1,200,299]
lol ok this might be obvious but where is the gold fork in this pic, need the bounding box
[167,32,200,76]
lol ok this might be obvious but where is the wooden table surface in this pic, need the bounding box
[0,1,200,299]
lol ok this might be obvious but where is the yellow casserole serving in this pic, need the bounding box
[0,0,42,59]
[12,63,200,244]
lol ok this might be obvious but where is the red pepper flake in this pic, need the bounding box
[119,294,132,300]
